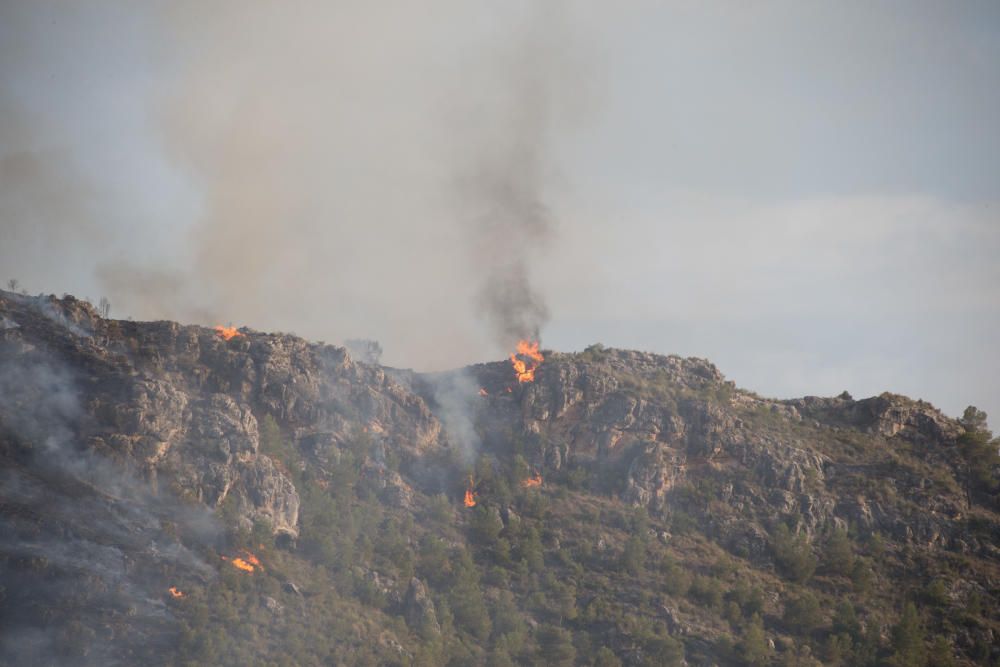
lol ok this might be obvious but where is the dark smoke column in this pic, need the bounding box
[472,162,551,346]
[460,15,557,350]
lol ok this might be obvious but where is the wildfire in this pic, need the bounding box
[510,339,544,383]
[214,325,243,341]
[521,473,543,488]
[221,550,264,573]
[168,586,185,598]
[463,476,477,508]
[479,388,488,397]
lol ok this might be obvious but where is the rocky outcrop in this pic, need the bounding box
[624,443,686,513]
[790,392,962,444]
[851,393,962,443]
[0,292,448,538]
[238,455,301,536]
[466,344,975,555]
[402,577,440,639]
[361,459,415,510]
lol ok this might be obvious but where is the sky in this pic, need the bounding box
[1,1,998,423]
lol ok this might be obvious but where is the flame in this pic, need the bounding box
[214,325,243,341]
[463,476,477,508]
[221,550,263,573]
[510,340,544,383]
[168,586,185,598]
[479,388,488,397]
[230,557,255,572]
[521,473,543,488]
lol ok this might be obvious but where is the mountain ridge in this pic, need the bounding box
[0,290,996,666]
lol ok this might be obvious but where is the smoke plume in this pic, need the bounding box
[454,13,560,347]
[0,2,588,369]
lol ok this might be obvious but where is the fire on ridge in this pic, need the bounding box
[214,325,243,341]
[481,339,545,396]
[510,339,543,383]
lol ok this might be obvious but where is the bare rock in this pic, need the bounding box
[402,577,440,639]
[624,443,686,512]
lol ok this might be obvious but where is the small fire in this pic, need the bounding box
[479,388,488,397]
[510,340,544,383]
[214,325,243,341]
[463,476,477,508]
[521,473,543,488]
[168,586,185,598]
[221,550,264,573]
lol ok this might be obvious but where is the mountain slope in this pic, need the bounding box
[0,291,997,666]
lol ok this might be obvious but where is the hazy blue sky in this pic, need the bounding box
[1,1,998,422]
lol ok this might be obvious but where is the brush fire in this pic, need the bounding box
[221,550,264,573]
[464,476,477,508]
[214,325,243,341]
[167,587,185,598]
[510,339,543,383]
[521,473,543,488]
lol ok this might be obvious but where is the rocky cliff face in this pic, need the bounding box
[0,292,452,662]
[1,292,996,666]
[0,292,446,540]
[465,345,982,552]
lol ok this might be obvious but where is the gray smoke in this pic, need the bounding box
[0,2,591,369]
[0,349,218,664]
[455,17,558,347]
[429,370,484,466]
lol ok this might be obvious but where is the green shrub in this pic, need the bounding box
[770,523,817,583]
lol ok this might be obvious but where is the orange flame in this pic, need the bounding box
[214,325,243,341]
[221,550,263,573]
[168,586,185,598]
[510,340,544,383]
[463,476,477,508]
[521,473,543,488]
[230,557,255,572]
[479,388,488,397]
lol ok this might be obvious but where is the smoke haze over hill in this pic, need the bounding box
[1,1,998,420]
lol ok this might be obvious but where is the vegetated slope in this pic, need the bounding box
[0,291,996,666]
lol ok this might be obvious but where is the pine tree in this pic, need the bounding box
[738,613,771,666]
[888,602,925,667]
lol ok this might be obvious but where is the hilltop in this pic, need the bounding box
[0,291,997,666]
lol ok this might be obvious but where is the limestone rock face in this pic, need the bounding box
[238,455,301,536]
[790,392,962,444]
[624,442,686,513]
[361,459,415,510]
[850,394,962,443]
[0,292,447,539]
[466,344,969,551]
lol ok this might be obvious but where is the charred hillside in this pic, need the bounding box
[0,291,997,666]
